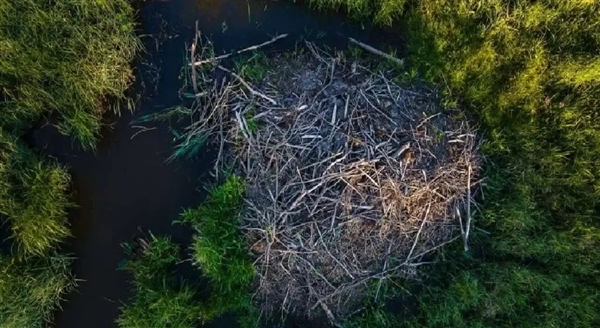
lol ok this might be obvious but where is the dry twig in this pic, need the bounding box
[193,34,288,66]
[348,37,404,66]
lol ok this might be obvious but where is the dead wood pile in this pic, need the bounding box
[184,36,481,325]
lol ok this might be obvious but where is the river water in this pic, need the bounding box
[29,1,401,327]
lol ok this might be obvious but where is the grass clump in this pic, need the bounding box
[309,0,600,326]
[0,129,74,327]
[0,0,140,148]
[118,177,259,328]
[117,234,202,328]
[234,51,269,83]
[0,0,139,326]
[308,0,407,25]
[0,129,71,256]
[180,175,258,326]
[0,252,76,328]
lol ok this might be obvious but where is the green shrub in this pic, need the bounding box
[0,253,76,328]
[117,234,202,328]
[180,175,258,326]
[309,0,600,326]
[0,129,71,256]
[0,0,140,148]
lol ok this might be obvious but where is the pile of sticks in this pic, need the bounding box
[185,33,480,325]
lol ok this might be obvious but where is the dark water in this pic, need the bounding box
[29,1,401,327]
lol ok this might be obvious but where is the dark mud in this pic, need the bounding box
[28,1,402,327]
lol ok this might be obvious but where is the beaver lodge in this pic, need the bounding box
[181,32,481,326]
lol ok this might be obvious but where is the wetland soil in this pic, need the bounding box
[28,1,401,327]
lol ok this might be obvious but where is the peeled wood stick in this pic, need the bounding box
[217,65,277,105]
[406,203,431,262]
[193,33,289,66]
[464,164,472,252]
[190,21,200,96]
[348,37,404,66]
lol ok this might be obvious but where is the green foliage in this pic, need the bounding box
[234,51,269,82]
[244,109,260,133]
[310,0,600,326]
[170,134,207,161]
[0,1,139,327]
[344,280,407,328]
[0,0,141,148]
[308,0,407,24]
[0,130,71,256]
[410,263,599,328]
[117,234,202,328]
[345,306,401,328]
[0,252,76,328]
[180,175,258,325]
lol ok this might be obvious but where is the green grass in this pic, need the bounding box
[308,0,600,327]
[308,0,407,25]
[0,130,71,256]
[0,0,141,148]
[1,1,140,326]
[117,176,260,328]
[234,51,269,83]
[180,175,259,326]
[0,252,76,328]
[117,234,202,328]
[244,109,260,133]
[0,130,74,327]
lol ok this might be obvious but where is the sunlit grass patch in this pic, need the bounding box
[0,130,71,256]
[180,175,258,326]
[309,0,407,24]
[0,0,141,148]
[0,252,76,328]
[181,175,253,289]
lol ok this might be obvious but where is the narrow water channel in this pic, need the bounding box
[29,1,401,327]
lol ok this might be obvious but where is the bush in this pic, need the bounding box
[0,0,140,148]
[0,129,71,256]
[117,234,202,328]
[0,253,76,328]
[309,0,600,326]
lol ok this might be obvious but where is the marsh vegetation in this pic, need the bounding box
[0,0,138,327]
[117,235,202,328]
[0,0,140,148]
[120,1,599,327]
[1,0,598,327]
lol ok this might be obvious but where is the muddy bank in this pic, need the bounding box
[28,1,402,327]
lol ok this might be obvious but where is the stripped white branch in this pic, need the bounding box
[193,34,288,66]
[348,37,404,66]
